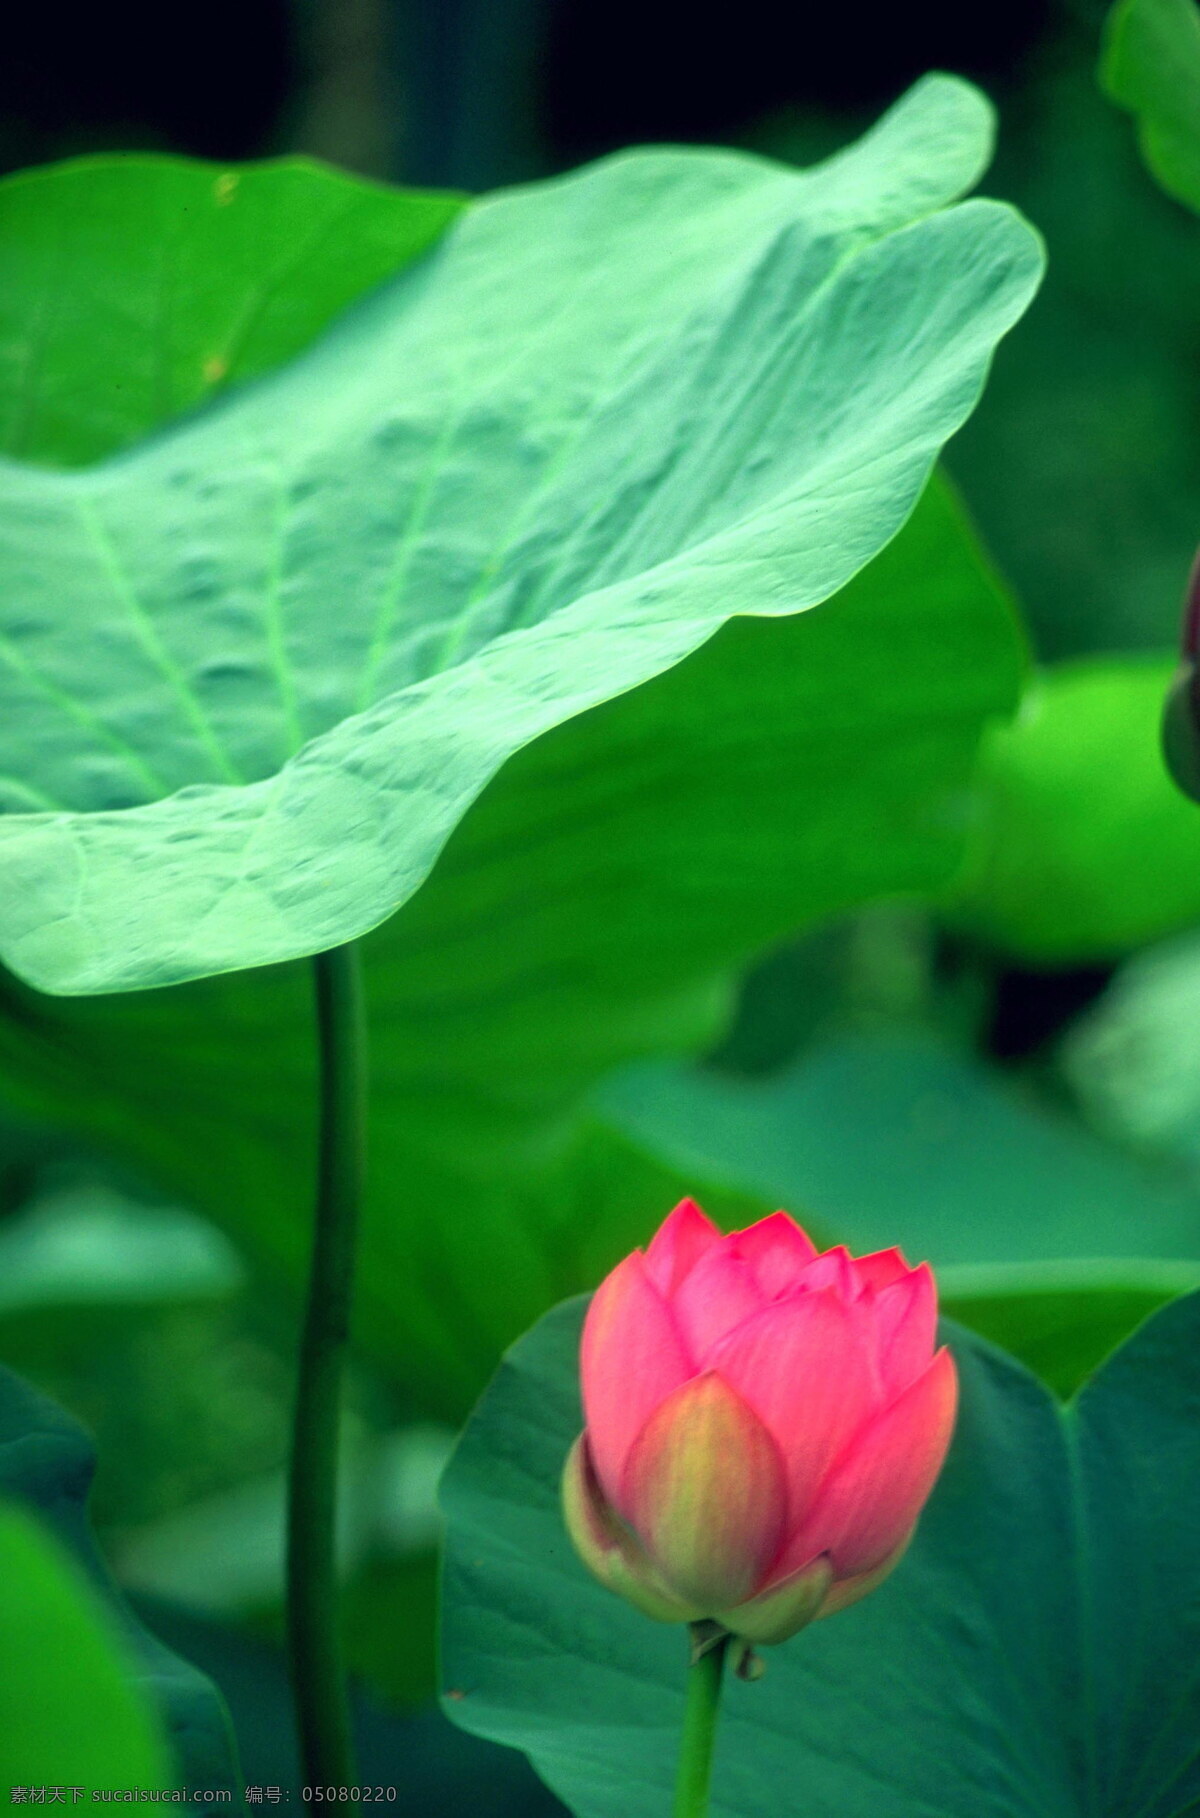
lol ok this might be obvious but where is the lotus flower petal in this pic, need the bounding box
[797,1245,856,1300]
[794,1346,958,1576]
[706,1286,875,1524]
[851,1247,913,1293]
[562,1435,700,1623]
[872,1263,937,1396]
[671,1245,765,1361]
[581,1251,692,1506]
[643,1198,722,1294]
[622,1372,786,1610]
[566,1201,955,1643]
[729,1211,817,1299]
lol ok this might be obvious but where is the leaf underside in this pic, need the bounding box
[0,75,1041,994]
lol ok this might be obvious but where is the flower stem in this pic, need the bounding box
[287,941,368,1787]
[674,1625,730,1818]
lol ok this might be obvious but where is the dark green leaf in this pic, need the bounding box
[0,1364,243,1794]
[1102,0,1200,212]
[137,1598,566,1810]
[0,1501,172,1787]
[440,1291,1200,1817]
[0,156,463,467]
[0,77,1040,994]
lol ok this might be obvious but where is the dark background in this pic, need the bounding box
[1,0,1057,185]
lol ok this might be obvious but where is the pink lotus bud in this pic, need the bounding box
[563,1200,957,1646]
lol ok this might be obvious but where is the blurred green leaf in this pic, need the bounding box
[0,156,463,467]
[0,1185,243,1315]
[1065,924,1200,1159]
[113,1423,452,1619]
[441,1290,1200,1818]
[938,1257,1200,1396]
[0,1364,242,1793]
[0,1501,172,1788]
[598,1032,1200,1388]
[947,655,1200,961]
[598,1032,1200,1266]
[0,78,1040,994]
[1102,0,1200,211]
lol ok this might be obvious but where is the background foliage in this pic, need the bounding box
[1,0,1199,1808]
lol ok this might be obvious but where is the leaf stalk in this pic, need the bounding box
[286,940,367,1786]
[674,1622,730,1818]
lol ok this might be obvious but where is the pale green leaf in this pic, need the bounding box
[0,76,1041,994]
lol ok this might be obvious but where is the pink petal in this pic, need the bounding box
[872,1264,937,1396]
[643,1199,722,1294]
[581,1251,693,1509]
[797,1246,856,1301]
[850,1247,914,1294]
[792,1346,958,1577]
[706,1287,875,1531]
[729,1211,817,1299]
[671,1244,765,1361]
[622,1372,787,1610]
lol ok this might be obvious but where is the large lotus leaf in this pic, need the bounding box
[0,1501,172,1788]
[946,655,1200,960]
[0,74,1041,994]
[1102,0,1200,212]
[0,468,1022,1415]
[0,155,463,468]
[0,1363,242,1793]
[440,1290,1200,1818]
